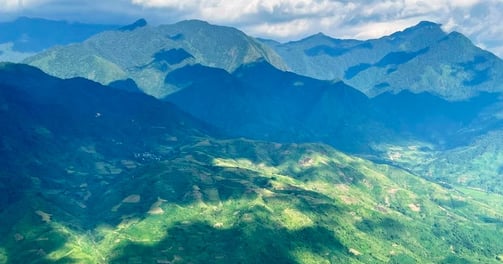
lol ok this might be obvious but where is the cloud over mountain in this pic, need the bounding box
[1,0,502,57]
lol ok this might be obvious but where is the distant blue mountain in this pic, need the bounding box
[25,19,287,98]
[2,63,503,264]
[23,19,503,101]
[165,61,374,151]
[263,21,503,100]
[10,18,503,195]
[0,62,208,137]
[0,17,120,62]
[0,62,213,217]
[119,18,147,31]
[164,60,503,152]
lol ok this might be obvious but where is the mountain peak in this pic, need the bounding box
[175,19,211,27]
[384,20,446,47]
[25,18,287,97]
[440,31,477,49]
[415,20,441,28]
[394,20,444,37]
[301,32,334,41]
[119,18,147,31]
[285,31,348,47]
[313,32,328,37]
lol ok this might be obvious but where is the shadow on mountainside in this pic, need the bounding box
[105,221,348,264]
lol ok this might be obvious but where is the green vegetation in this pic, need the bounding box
[265,20,503,100]
[2,17,503,263]
[372,130,503,194]
[24,19,286,98]
[2,137,503,263]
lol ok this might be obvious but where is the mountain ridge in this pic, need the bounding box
[13,18,503,195]
[22,18,503,100]
[1,63,503,263]
[25,19,287,98]
[3,17,503,262]
[164,60,503,155]
[0,17,120,62]
[263,20,503,100]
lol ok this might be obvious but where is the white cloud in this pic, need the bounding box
[0,0,145,24]
[347,20,421,40]
[0,0,502,58]
[0,0,20,11]
[245,19,314,38]
[0,0,50,11]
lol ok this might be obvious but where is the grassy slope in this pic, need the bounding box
[1,63,502,263]
[371,129,503,194]
[1,137,503,264]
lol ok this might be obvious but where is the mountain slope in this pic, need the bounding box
[164,60,503,152]
[24,19,286,98]
[0,62,211,262]
[2,63,503,263]
[265,22,446,81]
[163,61,503,195]
[265,21,503,100]
[373,128,503,194]
[0,62,211,220]
[165,61,376,151]
[103,139,503,264]
[0,17,119,62]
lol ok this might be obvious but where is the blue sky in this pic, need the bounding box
[1,0,503,57]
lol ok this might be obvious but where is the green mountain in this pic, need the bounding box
[17,17,503,198]
[165,60,376,152]
[162,58,503,195]
[264,21,503,100]
[2,63,503,263]
[162,60,503,196]
[371,128,503,194]
[0,17,119,62]
[21,19,503,153]
[164,60,503,153]
[24,19,287,98]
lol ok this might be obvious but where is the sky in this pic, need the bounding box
[1,0,503,57]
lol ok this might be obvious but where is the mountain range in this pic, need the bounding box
[1,17,503,263]
[2,62,503,263]
[164,60,502,151]
[23,18,503,194]
[27,20,503,101]
[25,19,286,98]
[264,21,503,100]
[0,17,119,63]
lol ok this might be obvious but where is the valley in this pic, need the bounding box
[0,17,503,263]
